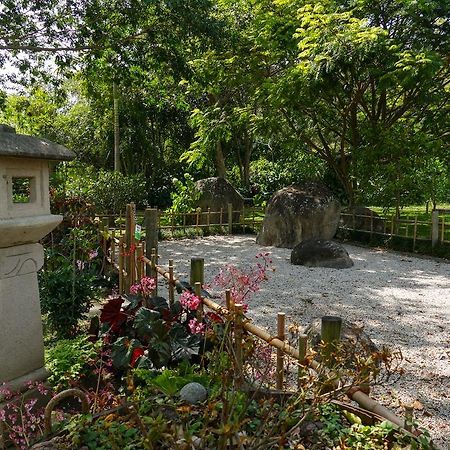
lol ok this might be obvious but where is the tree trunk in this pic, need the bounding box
[215,141,227,178]
[113,81,121,172]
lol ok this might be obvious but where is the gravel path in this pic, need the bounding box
[159,235,450,446]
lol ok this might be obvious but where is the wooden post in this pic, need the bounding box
[168,259,175,306]
[297,333,308,388]
[145,208,159,268]
[276,312,285,390]
[118,237,124,294]
[195,281,203,319]
[129,203,136,285]
[234,303,244,386]
[440,216,445,243]
[321,316,342,363]
[196,208,201,236]
[370,211,373,239]
[390,215,395,237]
[207,207,211,234]
[190,257,204,288]
[225,289,232,311]
[404,405,414,432]
[110,229,116,266]
[136,243,144,281]
[413,216,418,251]
[220,207,223,231]
[151,247,158,296]
[242,204,245,233]
[228,203,233,234]
[171,212,175,238]
[431,210,439,248]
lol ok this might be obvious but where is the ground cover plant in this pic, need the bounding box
[1,228,439,449]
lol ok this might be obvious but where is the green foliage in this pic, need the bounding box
[45,336,100,390]
[53,163,148,213]
[39,222,102,339]
[169,173,201,214]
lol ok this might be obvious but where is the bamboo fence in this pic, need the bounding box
[339,210,450,248]
[96,203,419,435]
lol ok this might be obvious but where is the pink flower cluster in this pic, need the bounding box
[212,252,273,311]
[130,276,156,296]
[0,381,51,449]
[188,318,206,335]
[180,291,201,311]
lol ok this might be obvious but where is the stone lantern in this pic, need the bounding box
[0,125,74,390]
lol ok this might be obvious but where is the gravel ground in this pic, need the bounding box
[159,234,450,447]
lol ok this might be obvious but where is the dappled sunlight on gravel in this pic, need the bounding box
[159,234,450,447]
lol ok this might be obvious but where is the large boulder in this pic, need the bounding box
[194,177,244,224]
[340,206,385,233]
[257,183,341,248]
[291,239,353,269]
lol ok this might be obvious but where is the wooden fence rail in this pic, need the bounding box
[339,210,450,248]
[97,203,417,435]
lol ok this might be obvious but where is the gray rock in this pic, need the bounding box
[179,382,207,404]
[194,177,244,224]
[291,239,353,269]
[257,183,341,248]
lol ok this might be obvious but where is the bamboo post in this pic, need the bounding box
[151,247,158,296]
[370,211,373,239]
[390,215,395,237]
[404,405,414,432]
[196,208,200,236]
[242,204,245,233]
[144,208,159,272]
[111,229,116,266]
[413,216,418,251]
[207,207,211,234]
[195,281,203,319]
[440,216,445,243]
[190,257,205,288]
[276,312,285,390]
[228,203,233,234]
[431,210,439,248]
[118,237,124,294]
[171,212,175,238]
[168,259,175,306]
[234,303,244,386]
[297,333,308,388]
[129,203,136,285]
[220,207,223,232]
[321,316,342,363]
[136,244,144,281]
[225,289,232,311]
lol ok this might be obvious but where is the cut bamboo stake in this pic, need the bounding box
[297,333,308,388]
[144,208,159,274]
[151,248,158,296]
[195,281,203,319]
[118,237,124,294]
[440,216,445,243]
[196,208,200,236]
[111,229,116,266]
[207,207,211,234]
[129,203,136,285]
[413,216,418,251]
[321,316,342,363]
[404,405,414,432]
[168,259,174,306]
[190,258,205,287]
[431,210,439,247]
[234,303,244,387]
[276,313,285,390]
[220,207,223,231]
[136,244,144,281]
[228,203,233,234]
[225,289,232,311]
